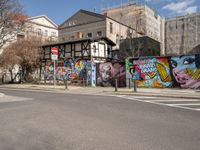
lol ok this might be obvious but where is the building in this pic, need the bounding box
[0,15,58,54]
[119,36,161,60]
[40,37,115,86]
[41,37,115,63]
[102,3,165,55]
[58,9,138,51]
[22,15,58,42]
[165,13,200,55]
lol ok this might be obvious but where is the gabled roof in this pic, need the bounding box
[26,15,58,28]
[59,9,106,29]
[79,9,106,20]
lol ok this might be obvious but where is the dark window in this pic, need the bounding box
[44,30,48,36]
[108,47,111,55]
[71,36,75,39]
[97,31,102,37]
[110,22,113,33]
[87,33,92,38]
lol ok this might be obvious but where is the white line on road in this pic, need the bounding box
[148,99,200,102]
[168,103,200,106]
[115,95,200,112]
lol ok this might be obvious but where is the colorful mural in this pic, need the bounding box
[170,55,200,89]
[130,57,173,88]
[128,54,200,89]
[45,58,92,85]
[96,62,126,87]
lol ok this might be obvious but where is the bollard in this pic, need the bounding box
[115,78,118,92]
[128,78,131,89]
[83,78,85,87]
[133,79,137,92]
[64,78,68,90]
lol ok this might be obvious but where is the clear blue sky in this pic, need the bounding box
[19,0,199,25]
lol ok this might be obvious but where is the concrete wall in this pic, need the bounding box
[165,13,200,55]
[127,54,200,89]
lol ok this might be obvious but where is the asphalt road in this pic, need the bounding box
[0,89,200,150]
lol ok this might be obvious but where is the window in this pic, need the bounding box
[17,34,25,40]
[87,33,92,38]
[44,30,48,36]
[77,32,83,38]
[27,27,32,33]
[110,22,113,33]
[116,34,119,44]
[97,31,102,37]
[38,28,42,35]
[71,35,75,39]
[51,31,56,37]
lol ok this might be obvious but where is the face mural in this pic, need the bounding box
[131,57,173,88]
[170,55,200,89]
[97,62,126,87]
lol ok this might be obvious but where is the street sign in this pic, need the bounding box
[51,54,58,60]
[51,47,58,54]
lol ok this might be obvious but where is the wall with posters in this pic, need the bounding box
[96,62,126,87]
[128,54,200,89]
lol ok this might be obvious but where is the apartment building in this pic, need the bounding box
[0,15,58,55]
[23,15,58,42]
[165,13,200,55]
[102,3,165,55]
[58,9,138,50]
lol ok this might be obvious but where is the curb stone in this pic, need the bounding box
[111,92,200,100]
[0,93,5,97]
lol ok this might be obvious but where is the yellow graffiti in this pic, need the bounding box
[147,72,156,79]
[75,60,85,70]
[185,69,200,80]
[155,63,172,82]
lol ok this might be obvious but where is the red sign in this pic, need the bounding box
[51,47,58,54]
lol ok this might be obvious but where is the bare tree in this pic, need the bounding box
[0,0,26,49]
[0,37,42,82]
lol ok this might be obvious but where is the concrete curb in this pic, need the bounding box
[110,92,200,100]
[0,85,199,99]
[0,93,5,98]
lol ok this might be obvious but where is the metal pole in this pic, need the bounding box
[133,79,137,92]
[129,78,131,89]
[64,78,68,90]
[115,78,118,92]
[54,60,56,86]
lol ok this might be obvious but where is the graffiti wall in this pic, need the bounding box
[128,54,200,89]
[45,58,92,85]
[96,62,126,87]
[170,55,200,89]
[129,57,173,88]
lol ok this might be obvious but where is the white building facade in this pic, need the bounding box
[23,15,58,42]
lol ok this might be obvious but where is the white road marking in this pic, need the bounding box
[0,96,32,103]
[115,95,200,112]
[148,99,200,102]
[168,103,200,106]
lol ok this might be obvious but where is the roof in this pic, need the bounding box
[59,9,106,29]
[42,37,116,47]
[26,15,58,28]
[59,9,137,32]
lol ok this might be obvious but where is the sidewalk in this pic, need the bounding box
[0,83,200,99]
